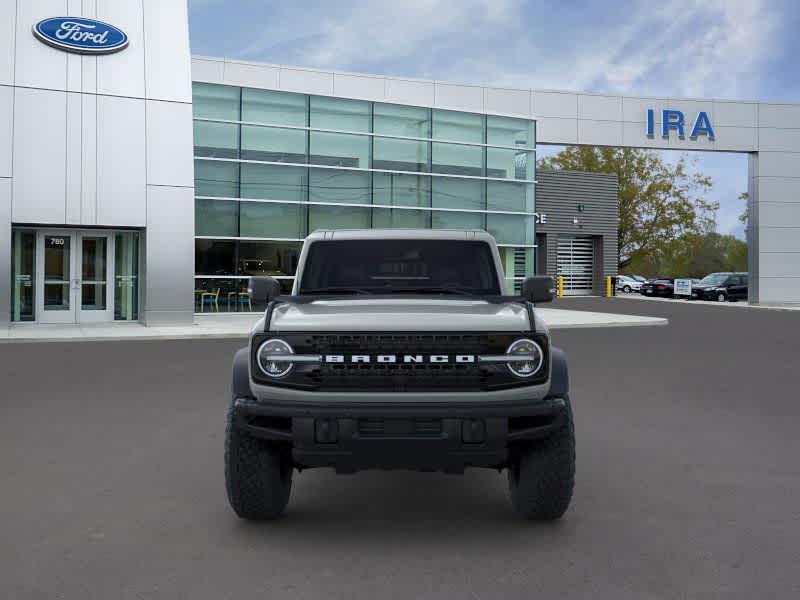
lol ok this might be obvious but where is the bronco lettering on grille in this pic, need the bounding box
[323,354,476,364]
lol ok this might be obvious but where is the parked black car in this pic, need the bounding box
[640,279,674,298]
[691,272,749,302]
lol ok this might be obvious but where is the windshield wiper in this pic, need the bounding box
[300,286,375,295]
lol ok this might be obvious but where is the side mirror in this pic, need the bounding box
[521,276,555,303]
[248,276,282,304]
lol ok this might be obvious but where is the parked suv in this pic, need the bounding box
[226,229,574,521]
[691,272,749,302]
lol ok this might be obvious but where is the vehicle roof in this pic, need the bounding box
[305,228,498,243]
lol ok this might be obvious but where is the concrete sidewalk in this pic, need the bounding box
[1,308,666,343]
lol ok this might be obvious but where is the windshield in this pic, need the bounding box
[700,273,729,285]
[298,239,501,295]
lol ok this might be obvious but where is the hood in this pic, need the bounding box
[269,298,532,332]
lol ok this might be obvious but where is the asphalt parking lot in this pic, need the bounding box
[1,298,799,599]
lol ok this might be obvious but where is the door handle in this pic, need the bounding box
[72,278,81,290]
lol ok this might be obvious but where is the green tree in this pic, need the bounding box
[633,231,748,278]
[538,147,717,271]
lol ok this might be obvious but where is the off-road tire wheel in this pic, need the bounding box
[225,403,293,520]
[508,395,575,520]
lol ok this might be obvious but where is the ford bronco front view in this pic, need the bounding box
[225,229,575,520]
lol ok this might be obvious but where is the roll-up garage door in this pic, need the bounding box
[557,236,594,296]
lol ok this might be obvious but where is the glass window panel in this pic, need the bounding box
[242,88,306,126]
[310,96,370,132]
[240,164,307,201]
[432,110,484,143]
[192,83,240,120]
[193,121,239,158]
[309,169,371,204]
[373,173,430,207]
[238,241,301,276]
[81,237,108,311]
[431,177,483,210]
[310,131,370,168]
[487,181,534,212]
[194,160,239,197]
[195,240,236,275]
[374,103,429,137]
[43,235,71,312]
[487,214,532,245]
[11,230,35,322]
[499,247,534,294]
[309,205,370,231]
[486,116,534,148]
[486,148,533,180]
[196,199,238,237]
[431,142,483,176]
[194,277,241,312]
[373,137,428,172]
[372,208,430,229]
[114,232,139,321]
[239,201,307,239]
[241,125,306,163]
[194,276,294,313]
[432,211,483,230]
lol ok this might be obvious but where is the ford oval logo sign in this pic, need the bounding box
[32,17,128,55]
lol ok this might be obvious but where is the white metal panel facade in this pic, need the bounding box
[1,0,195,326]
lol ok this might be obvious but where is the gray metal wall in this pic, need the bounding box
[535,169,619,294]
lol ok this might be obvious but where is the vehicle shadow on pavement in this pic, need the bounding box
[227,468,575,542]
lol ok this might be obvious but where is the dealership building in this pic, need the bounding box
[2,2,800,327]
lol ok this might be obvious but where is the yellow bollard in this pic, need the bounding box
[606,276,612,297]
[557,276,564,298]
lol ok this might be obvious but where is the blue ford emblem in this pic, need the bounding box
[33,17,128,54]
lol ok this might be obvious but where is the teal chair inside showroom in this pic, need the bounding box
[200,288,220,312]
[237,290,253,312]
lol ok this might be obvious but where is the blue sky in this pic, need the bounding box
[188,0,800,239]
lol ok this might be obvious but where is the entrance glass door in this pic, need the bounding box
[35,231,114,323]
[78,232,113,322]
[38,232,75,323]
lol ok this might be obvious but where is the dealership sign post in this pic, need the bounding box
[674,279,693,297]
[32,17,128,54]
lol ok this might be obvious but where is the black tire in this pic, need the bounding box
[225,403,293,520]
[717,292,727,302]
[508,395,575,520]
[623,285,631,293]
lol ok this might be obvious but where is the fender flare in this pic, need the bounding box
[232,347,253,399]
[547,346,569,398]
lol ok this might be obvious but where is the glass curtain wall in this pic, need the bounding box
[192,82,536,305]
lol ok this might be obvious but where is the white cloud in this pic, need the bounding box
[231,0,781,99]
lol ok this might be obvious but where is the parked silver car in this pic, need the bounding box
[616,275,643,293]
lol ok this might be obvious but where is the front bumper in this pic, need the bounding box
[232,395,567,473]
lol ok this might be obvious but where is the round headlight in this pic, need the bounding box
[506,338,544,378]
[256,339,294,378]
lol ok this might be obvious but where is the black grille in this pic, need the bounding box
[304,334,492,392]
[251,332,544,392]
